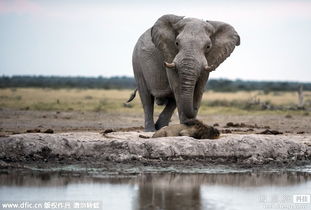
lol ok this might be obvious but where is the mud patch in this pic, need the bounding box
[26,128,54,134]
[257,129,283,135]
[225,122,270,129]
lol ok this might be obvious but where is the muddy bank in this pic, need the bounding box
[1,131,311,170]
[1,109,311,136]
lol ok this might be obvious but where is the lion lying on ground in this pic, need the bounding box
[152,119,220,139]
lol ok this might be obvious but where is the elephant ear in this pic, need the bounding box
[205,21,240,71]
[151,14,184,63]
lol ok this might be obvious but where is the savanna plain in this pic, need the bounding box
[0,88,310,135]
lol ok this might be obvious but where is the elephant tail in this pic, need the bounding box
[126,88,138,103]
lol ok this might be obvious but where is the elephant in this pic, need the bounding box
[131,14,240,131]
[152,119,220,139]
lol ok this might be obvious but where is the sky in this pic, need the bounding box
[0,0,311,82]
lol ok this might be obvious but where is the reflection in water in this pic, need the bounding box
[1,171,311,210]
[135,174,201,210]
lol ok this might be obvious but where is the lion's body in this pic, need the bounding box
[152,119,220,139]
[152,124,191,138]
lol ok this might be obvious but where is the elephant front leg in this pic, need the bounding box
[155,98,176,130]
[166,70,187,123]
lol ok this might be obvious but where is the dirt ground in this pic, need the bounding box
[0,108,310,135]
[1,108,311,171]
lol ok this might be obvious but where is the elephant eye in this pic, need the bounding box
[205,43,212,52]
[175,41,179,46]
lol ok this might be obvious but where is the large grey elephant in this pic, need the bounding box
[131,14,240,131]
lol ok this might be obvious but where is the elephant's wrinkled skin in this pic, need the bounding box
[132,14,240,131]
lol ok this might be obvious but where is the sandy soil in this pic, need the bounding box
[0,109,310,135]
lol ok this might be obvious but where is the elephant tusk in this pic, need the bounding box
[204,65,214,72]
[164,62,176,69]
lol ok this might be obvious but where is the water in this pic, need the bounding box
[1,170,311,210]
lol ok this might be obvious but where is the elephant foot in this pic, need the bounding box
[155,123,161,131]
[155,122,168,130]
[144,126,156,132]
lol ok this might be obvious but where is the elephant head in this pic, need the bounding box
[151,14,240,119]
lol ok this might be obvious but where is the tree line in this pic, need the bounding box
[1,75,310,92]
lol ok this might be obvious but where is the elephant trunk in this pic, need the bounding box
[175,49,207,122]
[180,84,196,120]
[178,63,198,121]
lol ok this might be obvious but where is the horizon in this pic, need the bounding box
[1,0,311,82]
[2,74,311,84]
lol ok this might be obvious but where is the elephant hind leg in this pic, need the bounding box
[155,98,176,130]
[136,79,155,132]
[143,95,155,131]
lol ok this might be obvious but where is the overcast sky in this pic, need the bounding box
[0,0,311,82]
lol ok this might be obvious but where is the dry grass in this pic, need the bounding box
[0,88,310,115]
[203,90,310,105]
[0,88,143,113]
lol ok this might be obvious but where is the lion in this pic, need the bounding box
[152,119,220,139]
